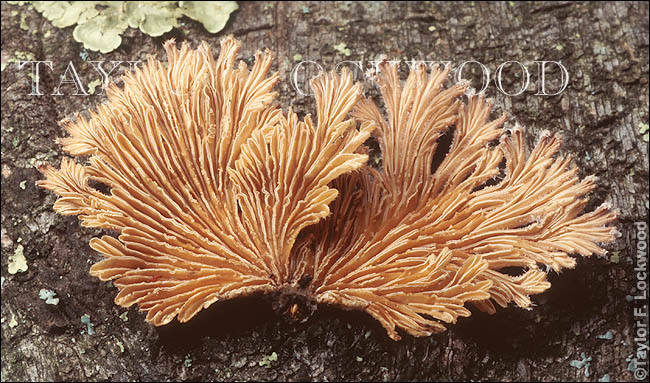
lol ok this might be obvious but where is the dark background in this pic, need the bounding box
[1,1,648,381]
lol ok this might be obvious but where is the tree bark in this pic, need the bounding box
[1,1,648,381]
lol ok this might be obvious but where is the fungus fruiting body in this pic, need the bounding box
[37,37,617,340]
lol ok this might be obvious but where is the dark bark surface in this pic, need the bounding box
[1,1,648,381]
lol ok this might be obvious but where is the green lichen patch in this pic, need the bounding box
[596,330,613,340]
[333,42,351,56]
[259,352,277,368]
[179,1,238,34]
[639,122,649,142]
[112,335,125,353]
[71,4,128,53]
[570,352,592,378]
[124,2,181,37]
[33,1,98,28]
[8,315,18,328]
[8,244,27,274]
[87,78,102,94]
[39,288,60,305]
[15,1,239,53]
[2,50,37,72]
[80,314,95,335]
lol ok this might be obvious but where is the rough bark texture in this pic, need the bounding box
[1,1,648,381]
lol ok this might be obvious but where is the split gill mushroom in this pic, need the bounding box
[37,37,618,341]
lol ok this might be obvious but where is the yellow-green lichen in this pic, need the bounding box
[124,2,181,37]
[39,288,60,305]
[3,50,37,72]
[179,1,238,34]
[596,330,613,340]
[72,3,128,53]
[15,1,238,53]
[87,78,102,94]
[20,12,30,30]
[570,352,592,378]
[81,314,95,335]
[8,244,27,274]
[259,352,277,368]
[33,1,99,28]
[333,42,351,56]
[112,335,125,353]
[639,123,649,142]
